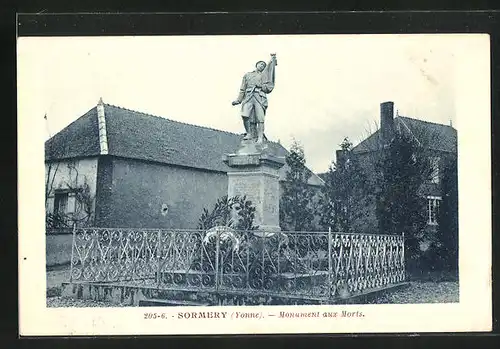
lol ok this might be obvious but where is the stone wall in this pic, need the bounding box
[98,157,229,229]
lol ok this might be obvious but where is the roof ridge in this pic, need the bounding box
[104,103,244,138]
[397,117,422,146]
[397,115,454,129]
[103,102,285,148]
[351,129,379,150]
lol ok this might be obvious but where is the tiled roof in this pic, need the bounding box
[45,103,324,186]
[351,131,380,153]
[45,107,101,160]
[352,116,457,153]
[398,117,457,153]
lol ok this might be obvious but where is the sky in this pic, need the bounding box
[17,34,460,173]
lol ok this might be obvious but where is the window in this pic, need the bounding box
[54,192,68,215]
[427,196,441,225]
[430,157,440,184]
[161,204,169,216]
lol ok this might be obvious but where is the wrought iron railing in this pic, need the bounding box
[69,226,405,300]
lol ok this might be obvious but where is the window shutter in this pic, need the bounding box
[47,196,55,214]
[430,157,440,184]
[67,192,76,214]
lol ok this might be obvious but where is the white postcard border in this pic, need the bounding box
[18,33,492,336]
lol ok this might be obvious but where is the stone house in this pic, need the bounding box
[335,101,458,236]
[45,99,324,230]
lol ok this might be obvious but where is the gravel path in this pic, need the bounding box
[374,281,459,304]
[47,267,71,289]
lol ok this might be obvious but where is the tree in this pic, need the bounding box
[280,140,315,231]
[319,137,369,232]
[46,161,96,229]
[436,156,459,272]
[65,162,95,227]
[45,114,62,206]
[373,133,433,269]
[45,161,60,204]
[45,114,96,229]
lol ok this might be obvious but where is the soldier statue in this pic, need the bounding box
[232,53,277,145]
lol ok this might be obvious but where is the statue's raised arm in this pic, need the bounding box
[231,53,278,145]
[261,54,277,94]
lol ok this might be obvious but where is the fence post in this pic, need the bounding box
[69,224,77,283]
[328,227,332,299]
[215,228,220,291]
[156,229,161,287]
[277,231,281,277]
[401,232,405,281]
[245,231,250,290]
[261,233,265,289]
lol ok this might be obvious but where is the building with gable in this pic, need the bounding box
[334,101,457,236]
[45,99,324,230]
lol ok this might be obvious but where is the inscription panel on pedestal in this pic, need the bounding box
[226,163,282,231]
[262,175,280,226]
[227,173,263,225]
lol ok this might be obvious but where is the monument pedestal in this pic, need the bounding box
[223,140,285,232]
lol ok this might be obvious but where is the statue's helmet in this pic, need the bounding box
[255,60,267,68]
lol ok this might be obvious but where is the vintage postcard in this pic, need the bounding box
[18,33,491,335]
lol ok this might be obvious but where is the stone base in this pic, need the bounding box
[223,151,285,169]
[235,138,270,156]
[60,280,411,306]
[223,146,285,231]
[255,224,281,232]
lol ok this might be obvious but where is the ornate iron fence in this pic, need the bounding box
[69,226,405,300]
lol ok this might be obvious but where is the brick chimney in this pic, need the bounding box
[380,101,395,146]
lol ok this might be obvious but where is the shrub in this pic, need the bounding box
[197,195,258,231]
